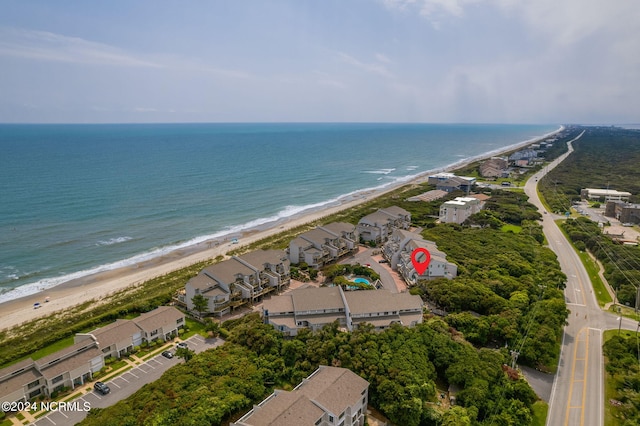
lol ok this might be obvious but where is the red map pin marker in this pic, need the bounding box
[411,247,431,276]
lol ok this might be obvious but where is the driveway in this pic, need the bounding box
[33,334,223,425]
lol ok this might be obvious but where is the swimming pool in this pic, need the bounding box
[353,278,371,285]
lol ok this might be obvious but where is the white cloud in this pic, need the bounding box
[375,53,392,64]
[0,27,162,68]
[337,52,393,78]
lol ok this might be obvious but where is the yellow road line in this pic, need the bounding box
[580,330,590,426]
[564,328,588,425]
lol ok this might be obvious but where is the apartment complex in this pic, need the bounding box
[479,157,509,178]
[439,196,485,224]
[383,229,457,285]
[0,306,184,404]
[289,222,358,268]
[184,250,290,316]
[233,366,369,426]
[263,286,423,336]
[357,206,411,243]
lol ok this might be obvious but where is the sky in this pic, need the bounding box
[0,0,638,124]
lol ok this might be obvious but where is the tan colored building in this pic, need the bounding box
[232,366,369,426]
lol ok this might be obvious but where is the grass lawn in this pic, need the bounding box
[577,251,612,307]
[501,224,522,233]
[531,400,548,426]
[183,317,208,338]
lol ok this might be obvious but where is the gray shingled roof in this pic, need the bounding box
[38,343,102,379]
[90,319,140,348]
[187,273,217,291]
[345,290,422,315]
[321,222,356,236]
[381,205,410,217]
[237,249,288,268]
[0,359,38,398]
[203,258,255,284]
[132,306,183,333]
[291,287,345,312]
[297,366,369,416]
[300,228,337,247]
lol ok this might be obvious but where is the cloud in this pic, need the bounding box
[375,53,392,64]
[337,52,393,78]
[0,27,162,68]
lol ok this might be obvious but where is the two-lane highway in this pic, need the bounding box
[524,132,638,426]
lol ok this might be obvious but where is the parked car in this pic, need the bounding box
[176,342,188,350]
[378,259,388,264]
[94,381,110,395]
[162,351,174,359]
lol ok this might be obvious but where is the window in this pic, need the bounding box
[27,380,40,389]
[176,318,184,324]
[315,419,322,426]
[150,330,158,336]
[329,415,334,423]
[52,375,64,384]
[339,411,345,419]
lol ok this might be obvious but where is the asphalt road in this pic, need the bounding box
[33,334,223,426]
[524,133,639,426]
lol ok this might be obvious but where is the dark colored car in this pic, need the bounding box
[94,381,110,395]
[162,350,174,359]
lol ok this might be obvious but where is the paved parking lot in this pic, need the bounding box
[33,335,222,425]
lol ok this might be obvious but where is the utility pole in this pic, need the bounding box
[510,350,520,369]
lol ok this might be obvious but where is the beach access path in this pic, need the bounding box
[0,128,563,332]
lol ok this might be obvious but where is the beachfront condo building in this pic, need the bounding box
[383,229,457,285]
[232,366,369,426]
[288,222,358,268]
[439,196,485,224]
[356,206,411,243]
[184,249,290,316]
[263,285,423,336]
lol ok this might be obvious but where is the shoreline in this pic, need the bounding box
[0,126,563,331]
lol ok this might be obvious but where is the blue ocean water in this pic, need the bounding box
[0,123,558,302]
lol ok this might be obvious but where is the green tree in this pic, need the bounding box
[175,347,195,363]
[191,294,208,316]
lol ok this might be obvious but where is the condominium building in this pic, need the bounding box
[288,223,358,268]
[233,366,369,426]
[0,306,184,404]
[263,286,423,336]
[184,250,290,316]
[357,206,411,243]
[383,229,457,285]
[439,196,485,224]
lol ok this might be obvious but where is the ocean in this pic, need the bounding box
[0,123,558,303]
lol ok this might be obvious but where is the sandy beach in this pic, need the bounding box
[0,127,562,332]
